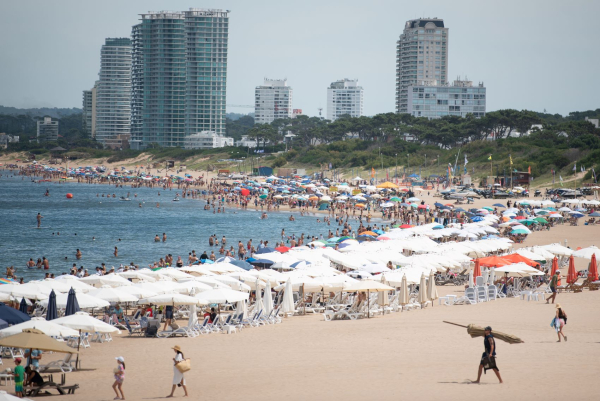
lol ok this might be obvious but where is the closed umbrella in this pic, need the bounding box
[418,274,429,308]
[19,298,28,315]
[378,275,390,307]
[589,253,599,282]
[550,257,561,286]
[235,300,248,320]
[468,270,474,288]
[45,290,58,320]
[444,321,524,344]
[481,269,489,286]
[473,260,482,286]
[0,328,78,353]
[0,317,79,339]
[280,280,295,316]
[427,272,439,306]
[187,303,198,328]
[567,256,578,284]
[398,275,409,310]
[0,303,31,325]
[488,267,496,286]
[255,280,264,314]
[263,280,273,317]
[65,288,80,316]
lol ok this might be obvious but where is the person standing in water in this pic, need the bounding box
[36,213,43,228]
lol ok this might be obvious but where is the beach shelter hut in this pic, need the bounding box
[0,303,31,325]
[566,256,578,285]
[45,290,58,320]
[0,317,78,339]
[19,298,28,315]
[280,280,295,317]
[588,254,599,282]
[418,274,429,308]
[65,288,81,316]
[472,260,482,286]
[427,272,439,306]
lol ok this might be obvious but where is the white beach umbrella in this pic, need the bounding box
[88,286,139,303]
[263,280,273,317]
[187,303,198,328]
[280,280,295,316]
[155,268,195,281]
[361,263,391,274]
[195,288,249,304]
[118,286,158,299]
[174,281,213,295]
[488,267,496,285]
[481,268,489,285]
[80,274,132,288]
[0,293,12,303]
[255,281,264,313]
[0,317,79,339]
[53,312,120,333]
[117,271,156,282]
[468,270,474,287]
[39,292,109,309]
[140,293,205,306]
[192,277,230,289]
[0,282,52,301]
[418,274,429,307]
[235,300,248,319]
[133,282,174,295]
[399,275,409,307]
[37,279,72,293]
[378,275,390,306]
[542,243,574,256]
[427,272,438,304]
[572,246,600,260]
[212,276,252,292]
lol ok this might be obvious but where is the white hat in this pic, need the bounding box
[115,356,125,363]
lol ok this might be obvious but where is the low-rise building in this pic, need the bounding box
[235,135,258,148]
[184,131,234,149]
[37,117,59,143]
[585,117,599,129]
[407,79,486,119]
[0,133,20,149]
[104,134,130,150]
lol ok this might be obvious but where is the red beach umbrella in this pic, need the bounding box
[515,216,525,220]
[275,246,290,253]
[550,257,561,286]
[473,259,482,285]
[399,224,413,229]
[588,253,599,282]
[567,256,578,284]
[240,188,250,196]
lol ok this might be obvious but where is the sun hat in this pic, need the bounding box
[484,326,492,331]
[172,345,182,352]
[115,356,125,363]
[555,304,561,309]
[14,358,22,363]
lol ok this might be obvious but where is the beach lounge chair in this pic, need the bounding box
[157,320,198,338]
[476,286,488,302]
[39,353,76,373]
[125,318,143,336]
[487,285,498,301]
[194,317,211,335]
[207,315,222,333]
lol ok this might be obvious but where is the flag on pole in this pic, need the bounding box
[371,167,375,178]
[464,155,468,165]
[559,175,564,187]
[573,162,576,172]
[581,165,584,172]
[509,155,513,165]
[488,155,492,161]
[528,166,531,174]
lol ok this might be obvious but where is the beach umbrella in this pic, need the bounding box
[195,288,249,304]
[249,259,274,268]
[398,275,409,309]
[588,253,599,282]
[263,280,274,317]
[377,275,390,308]
[53,312,120,334]
[444,322,524,344]
[0,303,30,325]
[45,290,58,320]
[468,269,474,288]
[0,320,8,330]
[80,274,132,288]
[567,256,577,284]
[235,299,248,320]
[88,286,139,303]
[280,280,295,316]
[0,317,79,339]
[550,257,560,283]
[0,328,78,353]
[418,274,429,308]
[187,301,198,328]
[19,298,28,315]
[39,292,109,310]
[572,245,600,260]
[53,279,94,293]
[427,272,438,306]
[275,246,290,253]
[117,285,158,299]
[117,271,156,282]
[488,267,496,285]
[38,279,72,293]
[140,293,205,306]
[493,203,505,208]
[0,282,52,301]
[255,281,264,314]
[473,259,482,285]
[65,288,80,316]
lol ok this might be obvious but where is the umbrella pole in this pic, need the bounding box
[76,329,81,370]
[302,284,305,316]
[443,321,468,328]
[367,290,370,319]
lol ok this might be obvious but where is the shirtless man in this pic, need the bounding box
[42,257,49,270]
[76,249,82,260]
[162,233,167,242]
[36,213,43,228]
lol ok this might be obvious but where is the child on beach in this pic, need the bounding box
[13,357,24,397]
[113,356,125,400]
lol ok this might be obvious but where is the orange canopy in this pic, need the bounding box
[589,253,599,282]
[360,231,378,237]
[376,182,399,189]
[477,256,511,268]
[472,259,481,285]
[567,255,578,284]
[502,253,540,268]
[551,257,561,286]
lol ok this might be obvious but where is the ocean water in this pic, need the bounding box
[0,171,337,281]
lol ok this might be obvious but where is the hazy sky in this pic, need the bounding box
[0,0,598,116]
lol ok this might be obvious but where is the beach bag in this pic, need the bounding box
[170,323,180,330]
[176,358,191,373]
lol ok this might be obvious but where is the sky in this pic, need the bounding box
[0,0,598,117]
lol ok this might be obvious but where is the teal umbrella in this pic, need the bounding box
[511,228,529,235]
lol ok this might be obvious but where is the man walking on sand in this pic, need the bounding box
[472,326,503,384]
[546,271,560,304]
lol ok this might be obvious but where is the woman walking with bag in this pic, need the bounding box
[168,345,189,397]
[552,304,568,342]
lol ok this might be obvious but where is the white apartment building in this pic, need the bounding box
[235,135,258,148]
[37,117,59,143]
[397,18,449,113]
[184,131,234,149]
[407,79,486,119]
[255,79,293,124]
[327,79,363,121]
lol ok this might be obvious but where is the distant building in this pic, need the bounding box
[95,38,132,145]
[184,131,234,149]
[585,117,599,129]
[131,9,229,149]
[255,79,293,124]
[37,117,59,143]
[327,79,363,121]
[103,134,130,150]
[407,79,486,119]
[396,18,449,113]
[0,133,19,149]
[82,88,95,136]
[235,135,258,148]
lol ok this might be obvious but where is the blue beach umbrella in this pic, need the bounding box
[228,260,254,270]
[472,216,484,222]
[0,302,31,324]
[65,288,80,316]
[256,247,276,254]
[19,298,28,314]
[46,290,58,320]
[0,319,8,330]
[493,203,505,208]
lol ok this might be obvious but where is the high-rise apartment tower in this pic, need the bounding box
[95,38,132,145]
[131,9,229,149]
[396,18,448,113]
[327,79,363,121]
[254,79,293,125]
